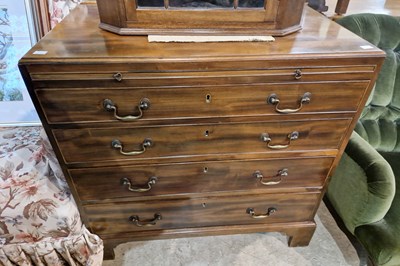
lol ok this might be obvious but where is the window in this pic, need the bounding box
[0,0,39,125]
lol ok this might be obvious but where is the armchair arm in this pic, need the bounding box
[327,131,396,234]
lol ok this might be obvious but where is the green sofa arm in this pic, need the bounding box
[327,131,396,234]
[354,151,400,266]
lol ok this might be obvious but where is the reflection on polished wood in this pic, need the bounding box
[21,4,385,61]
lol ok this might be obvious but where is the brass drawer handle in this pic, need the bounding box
[260,131,299,150]
[267,92,311,114]
[111,138,153,156]
[129,213,162,227]
[253,169,288,186]
[120,176,157,192]
[103,98,150,121]
[246,207,277,219]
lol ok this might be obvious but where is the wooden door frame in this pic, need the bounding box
[32,0,51,39]
[335,0,350,15]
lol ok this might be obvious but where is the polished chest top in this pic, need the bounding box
[19,3,385,259]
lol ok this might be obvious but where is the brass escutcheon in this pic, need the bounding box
[113,72,123,82]
[294,69,302,80]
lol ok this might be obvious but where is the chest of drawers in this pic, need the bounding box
[19,3,385,259]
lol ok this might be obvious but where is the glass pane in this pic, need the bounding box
[137,0,165,7]
[169,0,234,8]
[0,0,40,124]
[238,0,264,8]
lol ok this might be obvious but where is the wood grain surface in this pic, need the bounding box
[84,192,320,235]
[70,157,333,202]
[53,119,350,166]
[36,81,369,124]
[18,3,385,259]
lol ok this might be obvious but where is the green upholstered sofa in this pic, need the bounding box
[326,14,400,266]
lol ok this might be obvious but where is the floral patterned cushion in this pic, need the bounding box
[0,127,103,265]
[48,0,83,29]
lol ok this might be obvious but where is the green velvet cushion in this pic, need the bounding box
[354,119,400,152]
[336,14,400,152]
[354,152,400,266]
[327,132,395,234]
[330,14,400,266]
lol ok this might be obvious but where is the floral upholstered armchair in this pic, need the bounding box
[0,1,102,264]
[48,0,83,29]
[0,127,103,265]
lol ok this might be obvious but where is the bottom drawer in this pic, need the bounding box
[85,192,320,235]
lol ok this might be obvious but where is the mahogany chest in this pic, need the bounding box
[19,3,385,259]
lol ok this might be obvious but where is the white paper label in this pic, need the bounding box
[148,35,275,43]
[33,50,48,55]
[360,45,374,50]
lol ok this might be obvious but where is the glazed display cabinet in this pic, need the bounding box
[96,0,306,35]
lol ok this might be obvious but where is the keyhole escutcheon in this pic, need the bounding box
[206,94,212,103]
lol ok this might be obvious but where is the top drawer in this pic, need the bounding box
[36,81,369,125]
[29,66,376,89]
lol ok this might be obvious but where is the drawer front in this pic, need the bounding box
[54,119,350,165]
[70,157,333,202]
[30,66,376,89]
[37,82,369,124]
[85,192,320,235]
